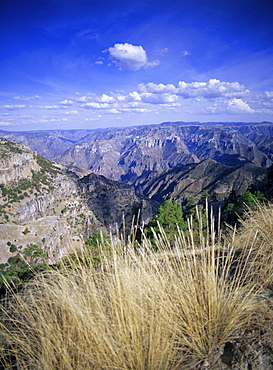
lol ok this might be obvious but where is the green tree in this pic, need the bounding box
[223,190,264,226]
[146,200,188,245]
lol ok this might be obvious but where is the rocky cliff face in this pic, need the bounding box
[0,139,102,264]
[55,123,273,186]
[78,173,158,233]
[0,138,40,184]
[2,122,273,185]
[134,158,270,203]
[0,139,157,264]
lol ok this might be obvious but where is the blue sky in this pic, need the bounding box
[1,0,273,131]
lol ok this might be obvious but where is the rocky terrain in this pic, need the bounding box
[0,138,155,264]
[78,173,158,233]
[135,158,272,203]
[0,129,95,160]
[1,121,273,264]
[1,122,273,185]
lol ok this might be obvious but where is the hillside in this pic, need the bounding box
[0,139,155,264]
[0,138,101,264]
[134,158,271,203]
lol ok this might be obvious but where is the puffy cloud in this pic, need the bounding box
[106,43,159,71]
[203,97,256,115]
[129,91,142,101]
[227,98,256,114]
[137,79,248,100]
[138,82,176,94]
[140,93,178,104]
[76,96,89,102]
[177,79,249,98]
[96,94,116,103]
[128,90,177,104]
[59,99,73,105]
[113,93,127,102]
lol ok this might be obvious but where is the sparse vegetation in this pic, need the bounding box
[0,138,23,155]
[0,244,50,295]
[1,204,273,369]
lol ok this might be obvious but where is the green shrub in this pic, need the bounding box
[9,245,17,253]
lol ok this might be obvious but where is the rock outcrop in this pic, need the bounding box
[0,139,103,264]
[78,173,158,233]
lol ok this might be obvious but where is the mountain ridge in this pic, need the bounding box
[1,122,273,186]
[134,158,271,203]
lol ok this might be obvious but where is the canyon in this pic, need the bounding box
[1,121,273,263]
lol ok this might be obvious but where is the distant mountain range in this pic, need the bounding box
[1,122,273,183]
[1,121,273,263]
[1,121,273,204]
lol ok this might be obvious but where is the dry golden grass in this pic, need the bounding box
[230,202,273,289]
[1,205,273,369]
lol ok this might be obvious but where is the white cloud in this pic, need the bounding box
[137,79,249,100]
[30,105,59,109]
[202,97,257,115]
[140,93,178,104]
[113,93,127,102]
[127,88,179,105]
[177,79,249,98]
[107,108,120,114]
[129,91,142,101]
[265,91,273,98]
[122,107,150,113]
[64,110,78,115]
[82,102,110,109]
[3,104,26,110]
[59,99,73,105]
[76,96,89,102]
[13,95,41,101]
[227,98,256,114]
[106,43,159,71]
[96,94,116,103]
[138,82,176,94]
[181,50,190,56]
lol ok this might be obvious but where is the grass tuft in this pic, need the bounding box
[1,204,273,369]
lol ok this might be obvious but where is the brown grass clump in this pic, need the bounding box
[233,202,273,290]
[0,205,273,369]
